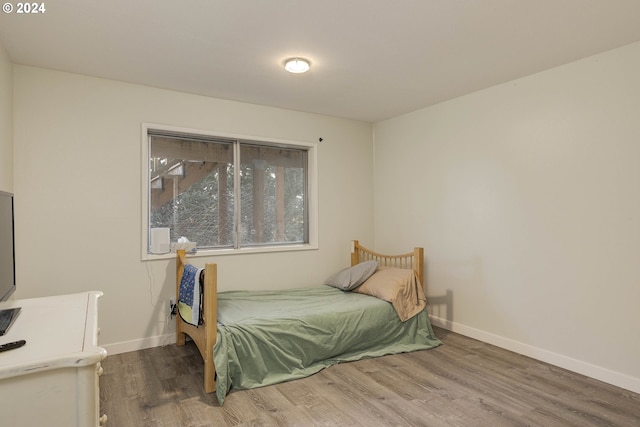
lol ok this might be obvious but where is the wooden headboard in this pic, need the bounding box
[350,240,424,286]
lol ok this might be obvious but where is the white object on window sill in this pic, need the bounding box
[171,237,197,253]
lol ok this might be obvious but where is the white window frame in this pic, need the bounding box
[141,123,318,260]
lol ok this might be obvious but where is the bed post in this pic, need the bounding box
[350,240,360,266]
[414,247,424,287]
[176,250,187,346]
[202,262,217,394]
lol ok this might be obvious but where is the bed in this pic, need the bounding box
[175,240,441,405]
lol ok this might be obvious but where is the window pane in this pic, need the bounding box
[149,135,234,249]
[239,144,308,246]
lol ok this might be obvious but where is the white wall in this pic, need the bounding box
[0,43,11,192]
[373,41,640,393]
[13,66,373,351]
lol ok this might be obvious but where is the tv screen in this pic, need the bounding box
[0,191,15,302]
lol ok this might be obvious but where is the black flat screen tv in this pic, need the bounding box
[0,191,20,336]
[0,190,15,303]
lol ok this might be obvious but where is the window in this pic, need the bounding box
[142,124,317,258]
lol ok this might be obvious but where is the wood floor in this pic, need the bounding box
[99,327,640,426]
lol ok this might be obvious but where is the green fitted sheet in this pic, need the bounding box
[213,285,441,405]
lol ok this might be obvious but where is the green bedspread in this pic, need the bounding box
[213,285,441,405]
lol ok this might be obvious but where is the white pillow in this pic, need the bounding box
[323,261,379,291]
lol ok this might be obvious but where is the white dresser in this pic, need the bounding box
[0,291,107,426]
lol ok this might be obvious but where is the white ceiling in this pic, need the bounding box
[2,1,640,122]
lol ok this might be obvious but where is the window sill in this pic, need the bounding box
[142,242,318,261]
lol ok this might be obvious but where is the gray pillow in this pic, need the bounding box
[324,261,379,291]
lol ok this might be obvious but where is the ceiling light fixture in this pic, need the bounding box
[284,58,310,74]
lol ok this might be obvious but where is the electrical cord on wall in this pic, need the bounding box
[145,261,177,346]
[145,262,157,307]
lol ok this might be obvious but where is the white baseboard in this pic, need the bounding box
[429,315,640,395]
[103,333,176,355]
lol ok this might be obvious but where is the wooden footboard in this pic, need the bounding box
[176,250,217,393]
[176,240,424,395]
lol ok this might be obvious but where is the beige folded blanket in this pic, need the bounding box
[353,267,427,321]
